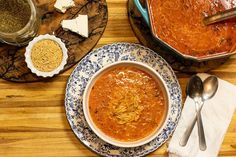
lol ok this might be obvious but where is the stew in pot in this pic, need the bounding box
[149,0,236,57]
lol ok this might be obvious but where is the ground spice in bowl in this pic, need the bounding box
[31,39,63,72]
[25,34,68,77]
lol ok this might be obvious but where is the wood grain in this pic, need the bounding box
[0,0,108,82]
[0,0,235,156]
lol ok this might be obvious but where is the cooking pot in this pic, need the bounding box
[134,0,236,61]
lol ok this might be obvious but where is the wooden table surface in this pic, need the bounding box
[0,0,236,156]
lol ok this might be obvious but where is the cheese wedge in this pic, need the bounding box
[76,15,88,38]
[61,19,79,33]
[61,14,89,38]
[54,0,75,13]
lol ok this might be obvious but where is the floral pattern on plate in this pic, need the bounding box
[65,43,182,157]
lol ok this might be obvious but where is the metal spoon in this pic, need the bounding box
[202,76,218,101]
[203,8,236,25]
[182,75,206,150]
[180,76,218,150]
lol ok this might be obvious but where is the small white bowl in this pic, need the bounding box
[25,34,68,77]
[83,61,171,148]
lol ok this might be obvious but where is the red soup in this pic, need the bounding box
[149,0,236,57]
[89,66,167,142]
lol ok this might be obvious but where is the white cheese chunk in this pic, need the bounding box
[76,15,88,38]
[61,19,79,34]
[54,0,75,13]
[61,14,89,38]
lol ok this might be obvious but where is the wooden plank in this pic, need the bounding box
[0,0,235,156]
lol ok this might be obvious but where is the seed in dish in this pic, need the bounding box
[149,0,236,57]
[0,0,31,33]
[31,39,63,72]
[89,66,167,142]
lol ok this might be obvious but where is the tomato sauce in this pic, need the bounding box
[149,0,236,57]
[89,66,167,142]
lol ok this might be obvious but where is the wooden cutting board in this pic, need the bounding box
[0,0,108,82]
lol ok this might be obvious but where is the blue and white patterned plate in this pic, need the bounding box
[65,43,182,157]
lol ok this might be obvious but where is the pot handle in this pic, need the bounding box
[133,0,150,26]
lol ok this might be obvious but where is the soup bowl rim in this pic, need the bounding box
[82,60,171,148]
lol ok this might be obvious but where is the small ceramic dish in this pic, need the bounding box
[83,60,171,148]
[25,34,68,77]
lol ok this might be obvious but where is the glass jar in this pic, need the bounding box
[0,0,40,46]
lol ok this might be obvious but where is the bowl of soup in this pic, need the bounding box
[134,0,236,61]
[83,61,170,147]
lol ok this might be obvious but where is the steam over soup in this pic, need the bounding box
[89,66,167,142]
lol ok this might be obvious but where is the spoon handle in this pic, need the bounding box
[179,115,197,146]
[179,102,207,150]
[196,101,207,151]
[179,102,203,147]
[203,8,236,25]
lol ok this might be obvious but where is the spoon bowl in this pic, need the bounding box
[187,75,203,100]
[203,76,218,100]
